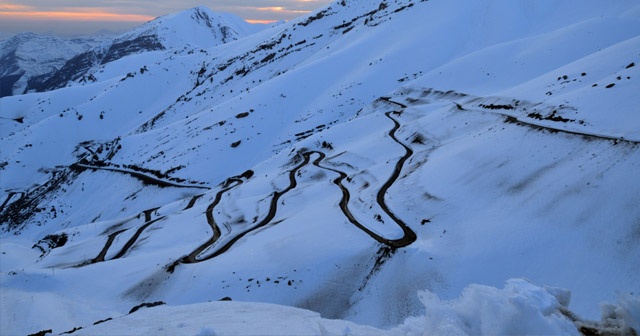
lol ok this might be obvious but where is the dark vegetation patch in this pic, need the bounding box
[333,3,385,32]
[260,53,276,63]
[0,168,78,232]
[527,110,575,123]
[93,317,113,325]
[120,72,136,82]
[239,169,254,179]
[479,103,514,110]
[295,124,328,141]
[394,3,415,13]
[321,141,334,150]
[411,133,426,145]
[137,111,165,133]
[359,246,395,290]
[165,165,186,175]
[32,233,68,256]
[298,9,330,27]
[128,301,166,314]
[60,326,82,334]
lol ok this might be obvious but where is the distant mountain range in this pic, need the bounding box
[0,7,266,97]
[1,1,639,335]
[0,33,105,97]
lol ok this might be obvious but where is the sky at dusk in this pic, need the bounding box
[0,0,333,37]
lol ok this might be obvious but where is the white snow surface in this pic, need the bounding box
[63,279,581,336]
[113,6,266,50]
[1,0,639,335]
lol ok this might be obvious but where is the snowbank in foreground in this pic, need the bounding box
[397,278,578,335]
[396,278,639,336]
[46,278,637,336]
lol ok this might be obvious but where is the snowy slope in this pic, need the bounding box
[1,0,639,335]
[120,6,267,50]
[0,33,105,97]
[54,280,590,336]
[22,7,266,93]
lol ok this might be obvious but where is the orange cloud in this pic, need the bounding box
[0,3,154,22]
[0,4,33,11]
[253,6,310,14]
[245,19,279,24]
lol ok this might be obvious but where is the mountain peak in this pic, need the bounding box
[18,7,266,94]
[124,6,263,49]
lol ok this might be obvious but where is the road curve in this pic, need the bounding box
[75,104,419,271]
[377,111,417,246]
[70,163,210,190]
[76,208,164,267]
[170,107,418,268]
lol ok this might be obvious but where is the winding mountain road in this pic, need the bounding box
[78,208,165,267]
[76,102,419,270]
[170,106,418,269]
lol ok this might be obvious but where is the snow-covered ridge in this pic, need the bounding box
[20,7,266,94]
[0,33,106,97]
[1,0,639,335]
[115,6,265,51]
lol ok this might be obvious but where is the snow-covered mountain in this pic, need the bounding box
[1,0,639,335]
[22,7,267,94]
[0,33,106,97]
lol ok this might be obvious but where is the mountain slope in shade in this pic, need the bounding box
[1,0,639,335]
[0,33,105,97]
[22,7,266,93]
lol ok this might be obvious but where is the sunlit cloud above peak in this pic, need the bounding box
[0,8,155,22]
[0,0,333,35]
